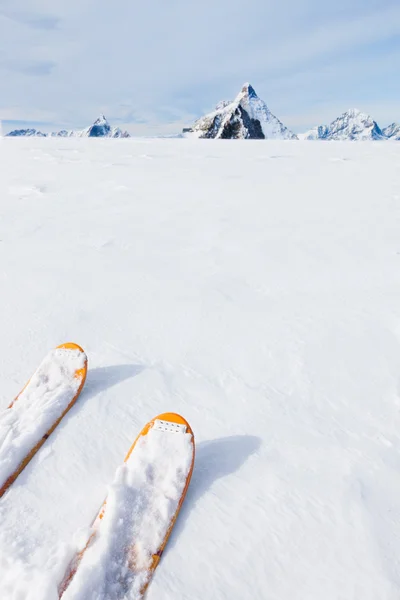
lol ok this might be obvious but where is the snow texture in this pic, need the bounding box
[62,421,193,599]
[0,347,86,494]
[192,83,297,140]
[1,138,400,600]
[305,108,385,140]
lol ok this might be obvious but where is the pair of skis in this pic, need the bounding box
[0,343,195,599]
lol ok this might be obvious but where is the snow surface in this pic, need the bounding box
[0,347,86,495]
[1,137,400,599]
[62,420,193,599]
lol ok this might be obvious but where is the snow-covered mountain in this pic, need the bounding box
[6,115,130,138]
[7,128,47,137]
[382,123,400,140]
[305,109,385,141]
[191,83,297,140]
[79,115,130,138]
[303,125,329,141]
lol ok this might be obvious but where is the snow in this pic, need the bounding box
[61,419,193,599]
[1,137,400,599]
[0,346,86,496]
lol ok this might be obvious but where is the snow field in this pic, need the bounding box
[0,138,399,599]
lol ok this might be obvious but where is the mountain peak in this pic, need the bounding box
[6,115,130,138]
[84,115,112,137]
[93,114,109,126]
[382,123,400,140]
[191,83,297,140]
[239,83,258,99]
[345,108,362,118]
[305,107,384,141]
[6,128,47,137]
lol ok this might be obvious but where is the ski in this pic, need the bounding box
[0,342,87,498]
[59,412,195,599]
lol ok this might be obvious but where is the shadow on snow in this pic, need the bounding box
[166,434,262,553]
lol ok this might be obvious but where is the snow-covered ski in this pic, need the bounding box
[0,343,87,498]
[59,412,195,599]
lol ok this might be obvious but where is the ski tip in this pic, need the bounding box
[124,413,194,463]
[152,413,194,437]
[56,342,88,384]
[56,342,86,354]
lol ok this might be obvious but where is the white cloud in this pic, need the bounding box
[0,106,58,122]
[0,0,399,133]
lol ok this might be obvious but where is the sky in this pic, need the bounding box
[0,0,399,135]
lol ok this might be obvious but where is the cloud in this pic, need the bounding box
[18,14,59,30]
[0,0,399,133]
[2,11,59,30]
[2,59,56,76]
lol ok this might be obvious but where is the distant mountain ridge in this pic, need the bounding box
[382,123,400,140]
[4,97,400,141]
[7,128,47,138]
[304,109,386,141]
[6,115,130,138]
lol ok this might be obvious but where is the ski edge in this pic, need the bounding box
[0,342,88,499]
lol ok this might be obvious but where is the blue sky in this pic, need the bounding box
[0,0,399,135]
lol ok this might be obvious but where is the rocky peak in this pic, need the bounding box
[305,108,384,141]
[382,123,400,140]
[191,83,297,140]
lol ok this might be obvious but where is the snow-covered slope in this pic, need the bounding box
[192,83,297,139]
[382,123,400,140]
[305,109,385,140]
[1,138,400,600]
[6,115,130,138]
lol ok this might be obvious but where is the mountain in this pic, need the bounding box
[50,130,75,137]
[6,115,130,138]
[382,123,400,140]
[79,115,130,138]
[190,83,297,140]
[304,109,385,141]
[303,125,329,141]
[7,129,47,137]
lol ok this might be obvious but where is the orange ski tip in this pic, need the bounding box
[56,342,86,354]
[153,412,194,437]
[56,343,88,382]
[124,412,194,463]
